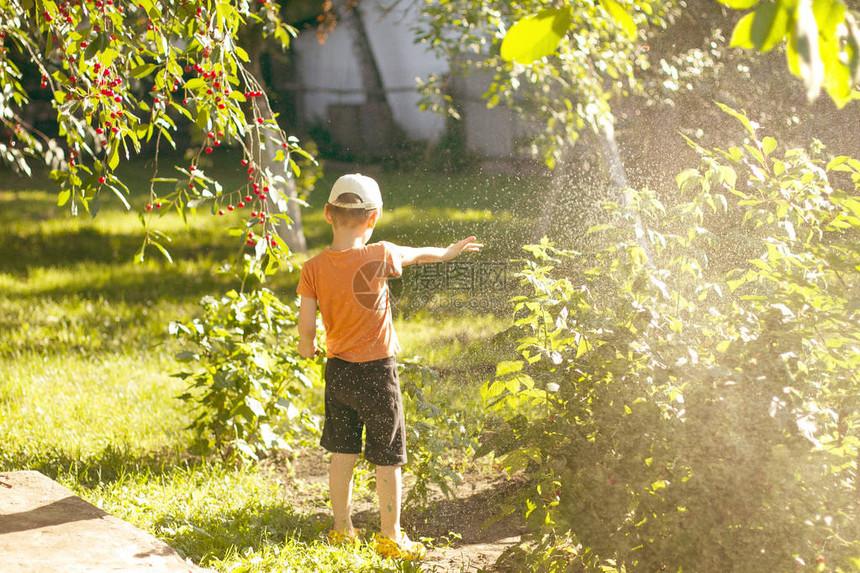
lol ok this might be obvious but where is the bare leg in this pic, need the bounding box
[376,465,402,539]
[329,453,359,534]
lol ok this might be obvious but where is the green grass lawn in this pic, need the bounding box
[0,158,542,572]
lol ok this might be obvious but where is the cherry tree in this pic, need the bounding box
[0,0,313,261]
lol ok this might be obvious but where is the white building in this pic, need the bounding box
[289,0,522,160]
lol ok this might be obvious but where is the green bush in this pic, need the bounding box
[171,287,320,463]
[399,357,480,510]
[481,110,860,571]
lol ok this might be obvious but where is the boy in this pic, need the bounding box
[296,173,482,560]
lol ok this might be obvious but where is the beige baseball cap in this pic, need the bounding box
[327,173,383,209]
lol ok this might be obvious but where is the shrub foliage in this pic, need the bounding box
[171,287,318,463]
[482,110,860,571]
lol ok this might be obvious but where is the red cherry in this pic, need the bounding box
[238,201,245,208]
[205,147,212,154]
[256,117,263,124]
[240,159,248,166]
[218,209,224,215]
[145,204,153,211]
[98,176,105,184]
[244,195,252,202]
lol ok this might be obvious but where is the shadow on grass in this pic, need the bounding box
[0,442,202,489]
[0,225,239,274]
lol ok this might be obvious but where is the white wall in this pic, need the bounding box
[293,0,449,142]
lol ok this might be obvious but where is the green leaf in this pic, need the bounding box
[57,189,71,207]
[826,156,853,171]
[676,168,700,191]
[750,2,789,51]
[841,197,860,219]
[131,63,157,79]
[108,143,120,170]
[245,396,266,418]
[500,7,572,64]
[761,136,777,155]
[719,165,738,188]
[600,0,637,40]
[715,102,758,136]
[730,12,757,48]
[496,360,524,377]
[845,13,860,84]
[151,240,173,264]
[792,0,825,100]
[184,77,207,90]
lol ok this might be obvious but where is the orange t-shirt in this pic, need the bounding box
[297,241,403,363]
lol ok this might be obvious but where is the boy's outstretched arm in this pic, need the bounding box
[297,296,319,358]
[398,236,483,267]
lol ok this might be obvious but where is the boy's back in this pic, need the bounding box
[297,241,402,363]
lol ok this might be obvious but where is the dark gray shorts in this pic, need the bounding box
[321,356,407,467]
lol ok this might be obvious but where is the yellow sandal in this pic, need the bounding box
[327,529,359,546]
[374,533,426,560]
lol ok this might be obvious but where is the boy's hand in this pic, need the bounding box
[443,236,483,261]
[298,339,318,359]
[398,237,484,266]
[298,340,320,360]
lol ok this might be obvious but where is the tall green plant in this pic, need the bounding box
[399,358,480,510]
[171,287,320,463]
[481,108,860,571]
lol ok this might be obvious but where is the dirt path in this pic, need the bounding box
[273,449,526,572]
